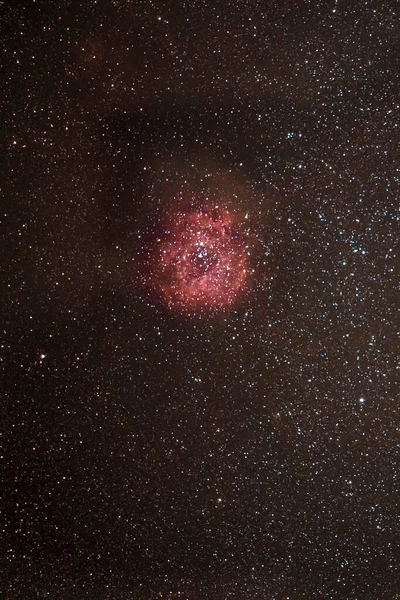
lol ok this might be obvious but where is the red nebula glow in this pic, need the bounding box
[148,198,250,315]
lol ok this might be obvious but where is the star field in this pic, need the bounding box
[1,1,399,599]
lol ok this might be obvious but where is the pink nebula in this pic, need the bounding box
[149,199,250,315]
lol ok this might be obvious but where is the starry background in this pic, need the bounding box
[1,1,399,599]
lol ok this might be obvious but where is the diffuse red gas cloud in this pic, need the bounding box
[147,194,251,315]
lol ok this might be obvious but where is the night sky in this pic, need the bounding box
[1,1,399,599]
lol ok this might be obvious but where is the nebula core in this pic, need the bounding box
[148,196,250,315]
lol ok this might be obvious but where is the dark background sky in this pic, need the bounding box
[1,1,399,598]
